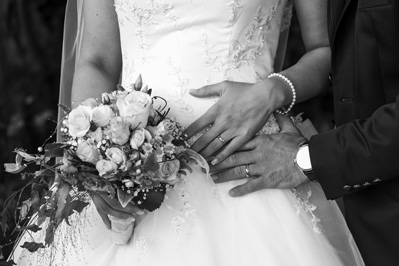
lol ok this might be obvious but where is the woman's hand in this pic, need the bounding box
[183,79,290,165]
[90,192,143,230]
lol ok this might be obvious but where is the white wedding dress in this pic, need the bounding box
[12,0,364,265]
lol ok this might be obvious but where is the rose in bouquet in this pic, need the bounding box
[1,76,201,258]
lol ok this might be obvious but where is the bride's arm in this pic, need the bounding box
[69,0,138,225]
[71,0,122,108]
[277,0,330,104]
[184,0,330,165]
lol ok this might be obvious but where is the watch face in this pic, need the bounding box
[296,144,312,171]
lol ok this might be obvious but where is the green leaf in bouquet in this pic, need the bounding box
[45,223,56,246]
[44,143,69,158]
[68,200,89,215]
[116,186,135,208]
[3,151,27,173]
[20,241,45,253]
[3,163,26,174]
[14,149,38,162]
[18,224,42,233]
[116,84,126,92]
[89,122,98,132]
[54,182,72,225]
[59,198,89,226]
[58,172,79,187]
[1,207,11,235]
[133,74,143,91]
[19,199,32,220]
[36,214,47,227]
[171,138,186,147]
[143,153,160,172]
[106,175,121,182]
[131,185,166,212]
[61,194,74,226]
[15,152,23,165]
[30,191,41,214]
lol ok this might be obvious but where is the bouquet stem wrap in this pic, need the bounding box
[108,215,135,245]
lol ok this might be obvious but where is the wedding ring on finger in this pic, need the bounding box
[216,135,226,144]
[245,164,250,178]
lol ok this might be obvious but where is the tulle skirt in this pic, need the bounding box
[12,153,364,266]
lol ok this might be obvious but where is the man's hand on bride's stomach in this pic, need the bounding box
[209,114,309,197]
[183,79,287,165]
[91,192,144,230]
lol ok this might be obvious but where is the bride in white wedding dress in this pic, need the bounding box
[12,0,364,265]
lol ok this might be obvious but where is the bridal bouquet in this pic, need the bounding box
[1,76,199,255]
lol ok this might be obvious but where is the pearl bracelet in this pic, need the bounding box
[268,73,296,116]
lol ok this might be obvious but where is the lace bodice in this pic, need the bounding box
[114,0,291,127]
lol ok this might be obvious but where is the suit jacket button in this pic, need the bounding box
[340,97,353,102]
[343,185,352,191]
[373,178,381,183]
[353,184,361,189]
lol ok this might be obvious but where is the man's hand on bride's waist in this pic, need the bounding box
[183,79,288,165]
[209,114,309,197]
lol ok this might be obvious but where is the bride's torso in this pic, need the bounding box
[115,0,291,126]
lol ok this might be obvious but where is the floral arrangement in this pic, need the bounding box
[1,76,198,258]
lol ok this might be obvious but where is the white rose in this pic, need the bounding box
[157,119,176,135]
[130,128,152,149]
[68,105,92,138]
[105,147,126,166]
[92,105,114,127]
[116,91,153,129]
[81,98,98,109]
[110,116,130,145]
[76,141,100,165]
[96,159,118,177]
[156,159,180,185]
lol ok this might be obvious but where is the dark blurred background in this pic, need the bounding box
[0,1,334,261]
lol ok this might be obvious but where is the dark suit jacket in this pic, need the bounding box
[309,1,399,265]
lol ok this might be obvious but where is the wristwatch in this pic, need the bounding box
[294,142,317,182]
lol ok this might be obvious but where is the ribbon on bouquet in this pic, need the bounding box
[108,215,136,245]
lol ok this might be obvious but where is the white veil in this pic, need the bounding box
[57,0,84,136]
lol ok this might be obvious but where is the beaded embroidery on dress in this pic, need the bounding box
[12,0,364,265]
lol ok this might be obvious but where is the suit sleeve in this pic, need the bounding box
[309,95,399,199]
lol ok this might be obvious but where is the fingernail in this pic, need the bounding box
[136,210,145,215]
[229,190,236,197]
[211,158,219,165]
[211,174,218,181]
[189,89,196,94]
